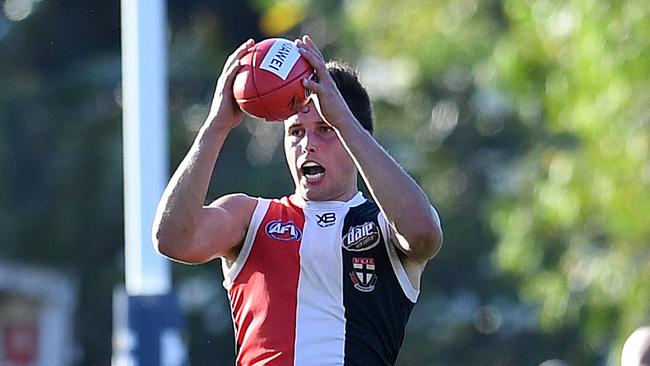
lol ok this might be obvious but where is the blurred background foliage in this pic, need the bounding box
[0,0,648,365]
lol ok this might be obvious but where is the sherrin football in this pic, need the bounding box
[233,38,314,121]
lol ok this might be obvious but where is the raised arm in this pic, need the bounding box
[152,39,258,264]
[297,36,442,263]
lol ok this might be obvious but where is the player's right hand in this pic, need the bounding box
[206,39,255,130]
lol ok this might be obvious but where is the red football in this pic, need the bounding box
[233,38,314,121]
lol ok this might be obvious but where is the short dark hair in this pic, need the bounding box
[327,61,374,134]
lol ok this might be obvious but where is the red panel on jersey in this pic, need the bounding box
[229,197,305,366]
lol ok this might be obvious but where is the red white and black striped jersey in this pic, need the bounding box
[221,192,424,366]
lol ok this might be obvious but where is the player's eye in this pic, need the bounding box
[288,128,304,137]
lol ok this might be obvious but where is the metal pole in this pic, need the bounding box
[116,1,186,365]
[121,0,170,296]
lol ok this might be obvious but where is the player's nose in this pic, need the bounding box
[300,129,319,153]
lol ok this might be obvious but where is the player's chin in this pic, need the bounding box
[300,177,326,193]
[303,192,324,202]
[299,185,327,201]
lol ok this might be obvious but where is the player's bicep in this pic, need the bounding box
[187,194,257,263]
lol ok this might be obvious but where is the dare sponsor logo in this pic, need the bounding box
[342,221,380,251]
[265,220,302,241]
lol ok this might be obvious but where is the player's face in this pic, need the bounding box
[284,103,358,202]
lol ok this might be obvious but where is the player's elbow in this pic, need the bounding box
[151,224,196,263]
[151,226,177,258]
[410,223,443,260]
[400,209,443,260]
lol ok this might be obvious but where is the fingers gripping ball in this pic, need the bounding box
[233,38,314,121]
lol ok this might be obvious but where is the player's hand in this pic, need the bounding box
[295,35,357,131]
[206,39,255,130]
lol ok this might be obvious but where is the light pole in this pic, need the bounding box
[114,0,185,364]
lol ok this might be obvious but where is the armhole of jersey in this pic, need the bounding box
[377,212,420,303]
[221,198,270,290]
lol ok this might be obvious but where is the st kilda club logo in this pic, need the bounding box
[350,257,377,292]
[265,220,302,241]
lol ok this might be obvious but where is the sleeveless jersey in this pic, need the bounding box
[221,192,421,366]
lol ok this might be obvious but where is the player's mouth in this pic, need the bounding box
[300,161,325,183]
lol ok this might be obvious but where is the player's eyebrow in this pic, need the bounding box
[286,121,303,130]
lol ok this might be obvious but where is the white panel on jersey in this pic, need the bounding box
[292,196,363,366]
[377,212,420,303]
[221,198,270,290]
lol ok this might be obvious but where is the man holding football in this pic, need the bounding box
[152,35,443,365]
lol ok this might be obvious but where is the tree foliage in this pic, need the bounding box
[488,0,650,357]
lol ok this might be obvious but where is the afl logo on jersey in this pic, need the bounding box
[265,220,302,241]
[343,221,380,251]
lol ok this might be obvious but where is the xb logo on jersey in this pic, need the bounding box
[265,220,302,241]
[316,212,336,228]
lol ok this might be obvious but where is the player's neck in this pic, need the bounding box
[293,188,359,204]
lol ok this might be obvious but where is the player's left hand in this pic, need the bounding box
[295,35,357,131]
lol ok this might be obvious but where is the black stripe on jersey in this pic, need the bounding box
[341,200,415,366]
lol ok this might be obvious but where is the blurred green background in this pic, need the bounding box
[1,0,649,365]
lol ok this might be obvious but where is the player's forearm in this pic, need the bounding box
[152,121,231,254]
[336,120,442,259]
